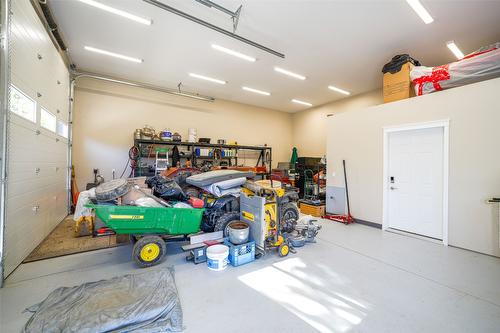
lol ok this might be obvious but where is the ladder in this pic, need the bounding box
[155,148,169,175]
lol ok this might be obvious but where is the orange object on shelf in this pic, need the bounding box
[211,166,268,174]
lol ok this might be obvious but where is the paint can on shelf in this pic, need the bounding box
[160,129,172,141]
[188,128,197,143]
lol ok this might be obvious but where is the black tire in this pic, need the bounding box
[95,179,130,201]
[132,235,166,268]
[281,202,299,233]
[213,212,241,237]
[129,235,138,244]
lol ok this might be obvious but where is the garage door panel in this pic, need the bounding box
[5,1,70,276]
[55,190,68,221]
[53,63,70,119]
[7,162,67,181]
[7,177,66,211]
[9,128,66,164]
[4,204,50,275]
[10,44,36,88]
[11,30,45,94]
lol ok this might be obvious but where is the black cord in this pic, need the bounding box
[120,146,139,179]
[119,158,130,178]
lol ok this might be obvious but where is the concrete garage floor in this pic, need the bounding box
[1,221,500,333]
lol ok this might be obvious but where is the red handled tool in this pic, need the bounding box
[324,159,355,224]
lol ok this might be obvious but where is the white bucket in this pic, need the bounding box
[188,128,197,143]
[206,244,229,271]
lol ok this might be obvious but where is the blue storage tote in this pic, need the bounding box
[224,239,255,267]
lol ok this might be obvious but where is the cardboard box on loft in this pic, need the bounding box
[383,62,416,103]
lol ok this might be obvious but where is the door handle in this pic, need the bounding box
[390,186,398,190]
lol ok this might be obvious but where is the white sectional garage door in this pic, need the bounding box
[4,0,69,276]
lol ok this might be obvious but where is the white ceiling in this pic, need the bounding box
[48,0,500,112]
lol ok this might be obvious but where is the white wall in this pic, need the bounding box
[292,90,383,157]
[73,78,293,189]
[327,78,500,257]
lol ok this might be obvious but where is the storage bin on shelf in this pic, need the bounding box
[223,239,255,267]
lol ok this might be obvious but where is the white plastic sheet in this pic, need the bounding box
[73,188,96,221]
[201,177,246,197]
[411,43,500,95]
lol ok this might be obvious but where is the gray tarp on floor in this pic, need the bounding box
[23,268,183,333]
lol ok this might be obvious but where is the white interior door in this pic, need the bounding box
[388,127,444,239]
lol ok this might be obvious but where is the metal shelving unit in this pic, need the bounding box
[133,139,272,178]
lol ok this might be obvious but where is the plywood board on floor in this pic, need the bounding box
[24,216,129,263]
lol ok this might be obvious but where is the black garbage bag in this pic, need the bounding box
[171,170,193,187]
[153,178,187,200]
[382,54,421,74]
[146,175,164,188]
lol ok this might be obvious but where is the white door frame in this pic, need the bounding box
[382,119,450,245]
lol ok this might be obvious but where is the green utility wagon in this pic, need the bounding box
[87,204,204,267]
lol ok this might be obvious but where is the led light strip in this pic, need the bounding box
[292,99,312,107]
[78,0,152,25]
[274,67,306,80]
[446,41,465,60]
[84,46,143,63]
[328,85,350,95]
[406,0,434,24]
[189,73,227,84]
[242,86,270,96]
[212,44,256,62]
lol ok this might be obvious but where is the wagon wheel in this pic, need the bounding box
[132,235,166,267]
[278,243,290,257]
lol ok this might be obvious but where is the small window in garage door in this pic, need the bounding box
[9,85,36,122]
[57,120,68,138]
[41,107,56,132]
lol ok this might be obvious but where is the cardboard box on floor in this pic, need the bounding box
[383,62,416,103]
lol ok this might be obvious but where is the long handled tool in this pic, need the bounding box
[324,160,355,224]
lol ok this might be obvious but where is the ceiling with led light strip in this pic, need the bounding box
[47,0,500,112]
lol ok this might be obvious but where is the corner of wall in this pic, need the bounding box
[291,89,383,157]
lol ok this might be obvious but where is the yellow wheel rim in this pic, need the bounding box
[280,244,289,256]
[140,243,160,262]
